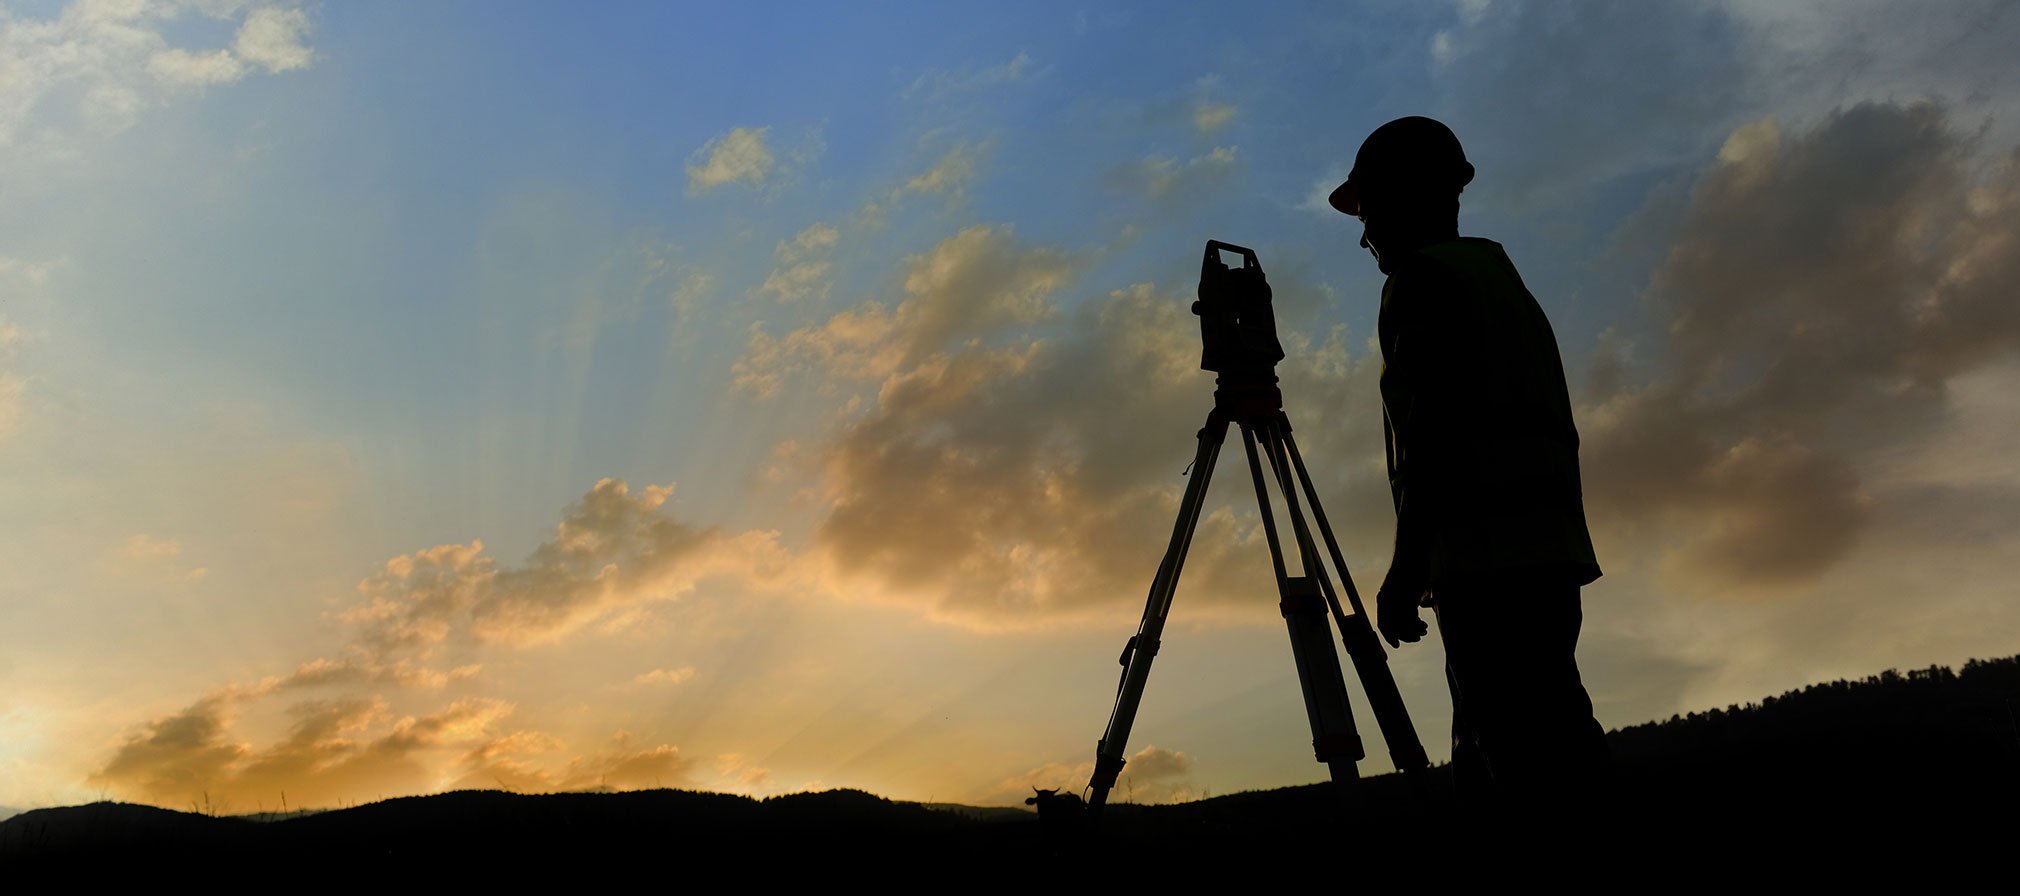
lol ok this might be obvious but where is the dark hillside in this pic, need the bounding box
[7,655,2017,876]
[1604,656,2020,821]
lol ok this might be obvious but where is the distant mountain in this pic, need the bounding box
[6,655,2017,875]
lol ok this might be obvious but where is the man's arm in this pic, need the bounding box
[1376,261,1471,647]
[1380,404,1431,602]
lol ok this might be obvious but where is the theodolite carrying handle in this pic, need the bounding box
[1203,240,1258,271]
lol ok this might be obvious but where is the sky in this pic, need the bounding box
[2,0,2018,812]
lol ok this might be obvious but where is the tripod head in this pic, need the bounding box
[1193,241,1285,382]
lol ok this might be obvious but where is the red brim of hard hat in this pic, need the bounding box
[1328,177,1359,216]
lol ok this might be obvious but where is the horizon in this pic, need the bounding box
[13,647,2005,818]
[4,0,2019,814]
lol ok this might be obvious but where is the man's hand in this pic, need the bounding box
[1376,583,1430,649]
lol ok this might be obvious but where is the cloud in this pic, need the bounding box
[686,126,775,193]
[630,666,696,687]
[1192,102,1237,135]
[119,533,182,560]
[341,541,492,655]
[708,753,777,794]
[232,6,312,73]
[147,47,244,86]
[103,533,209,583]
[226,697,436,807]
[1121,744,1193,779]
[457,734,776,797]
[448,729,566,793]
[273,655,482,691]
[982,745,1197,805]
[741,225,1384,626]
[1427,0,2020,215]
[1580,101,2020,592]
[88,691,251,805]
[450,729,701,794]
[1108,147,1238,202]
[784,222,839,253]
[892,225,1077,355]
[904,51,1034,102]
[90,663,743,808]
[1429,31,1456,68]
[734,307,900,399]
[736,224,1081,396]
[1426,0,1750,210]
[566,736,692,791]
[891,141,989,203]
[0,304,22,438]
[758,222,839,303]
[91,689,524,809]
[668,271,715,317]
[803,282,1273,626]
[344,478,788,652]
[0,1,316,150]
[86,472,796,809]
[91,658,744,808]
[1717,0,2020,144]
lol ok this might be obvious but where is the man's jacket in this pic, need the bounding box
[1378,237,1602,594]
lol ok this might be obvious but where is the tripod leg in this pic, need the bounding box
[1277,421,1433,783]
[1087,411,1230,809]
[1240,422,1364,790]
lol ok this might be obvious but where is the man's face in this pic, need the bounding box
[1355,194,1392,274]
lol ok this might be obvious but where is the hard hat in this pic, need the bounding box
[1328,116,1475,217]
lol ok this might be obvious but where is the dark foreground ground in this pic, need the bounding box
[7,656,2017,879]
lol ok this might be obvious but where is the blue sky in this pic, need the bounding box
[3,0,2019,811]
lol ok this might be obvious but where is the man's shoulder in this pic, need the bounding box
[1385,238,1498,307]
[1392,238,1536,313]
[1404,237,1509,274]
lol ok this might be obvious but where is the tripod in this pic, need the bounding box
[1084,244,1429,809]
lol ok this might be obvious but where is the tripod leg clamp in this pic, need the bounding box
[1118,634,1160,667]
[1338,613,1387,660]
[1092,742,1128,793]
[1278,577,1326,618]
[1313,733,1365,763]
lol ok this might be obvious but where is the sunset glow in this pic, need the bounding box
[3,0,2018,815]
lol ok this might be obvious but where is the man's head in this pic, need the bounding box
[1330,116,1473,273]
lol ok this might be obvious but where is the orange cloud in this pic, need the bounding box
[735,225,1082,397]
[89,477,786,810]
[344,478,787,654]
[1580,102,2020,592]
[758,264,1386,628]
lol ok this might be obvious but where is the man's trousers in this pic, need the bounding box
[1432,578,1613,811]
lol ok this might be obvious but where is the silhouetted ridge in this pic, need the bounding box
[7,655,2016,874]
[1601,656,2020,820]
[0,800,250,859]
[760,787,957,825]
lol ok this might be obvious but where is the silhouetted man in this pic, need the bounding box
[1329,117,1611,813]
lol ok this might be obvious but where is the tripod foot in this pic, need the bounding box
[1327,760,1360,787]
